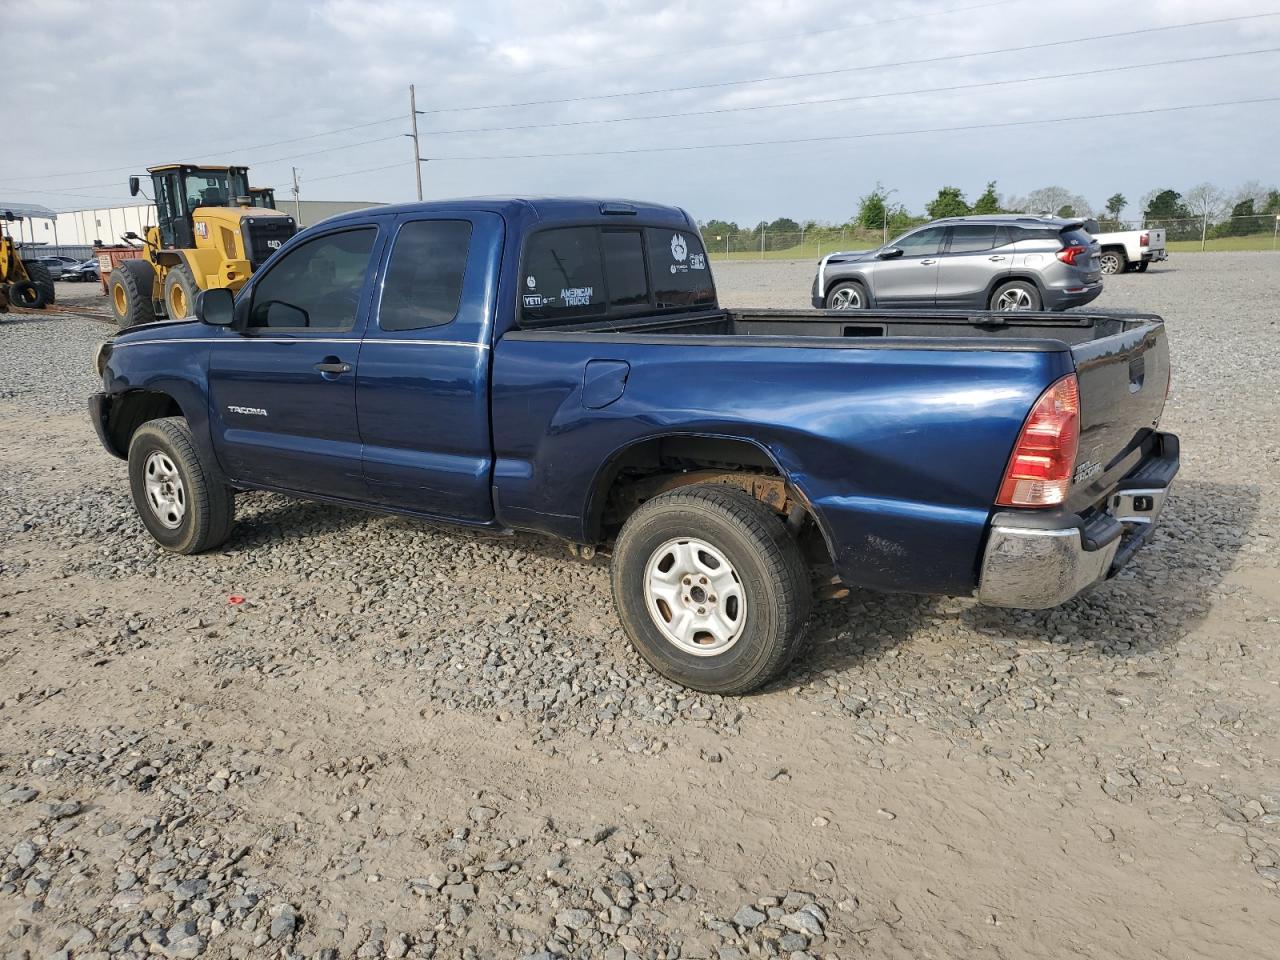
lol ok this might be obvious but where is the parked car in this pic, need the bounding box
[89,198,1177,695]
[1083,219,1167,275]
[813,215,1103,312]
[64,259,100,282]
[23,256,66,280]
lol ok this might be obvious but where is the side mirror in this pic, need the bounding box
[195,288,235,326]
[878,246,904,259]
[129,176,141,197]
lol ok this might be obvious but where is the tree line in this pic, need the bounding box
[700,180,1280,249]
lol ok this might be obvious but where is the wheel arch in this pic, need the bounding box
[824,271,875,307]
[583,431,837,562]
[102,389,188,458]
[984,272,1045,307]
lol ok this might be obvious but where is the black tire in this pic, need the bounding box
[989,279,1041,312]
[1098,248,1126,276]
[163,263,199,320]
[7,279,45,308]
[1135,261,1149,273]
[110,259,157,329]
[24,262,55,305]
[825,279,868,310]
[610,483,812,695]
[127,417,235,554]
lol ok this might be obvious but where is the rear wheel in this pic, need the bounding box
[990,280,1041,312]
[24,262,55,305]
[825,280,867,310]
[1098,249,1126,276]
[163,263,199,320]
[109,259,157,329]
[611,483,812,694]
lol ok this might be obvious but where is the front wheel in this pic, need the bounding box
[825,280,867,310]
[610,483,812,694]
[990,280,1041,312]
[127,417,235,554]
[1098,249,1126,276]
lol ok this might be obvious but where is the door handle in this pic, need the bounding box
[314,359,352,376]
[920,259,937,265]
[989,255,1007,261]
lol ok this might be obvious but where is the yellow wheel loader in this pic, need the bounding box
[108,165,296,329]
[0,212,55,313]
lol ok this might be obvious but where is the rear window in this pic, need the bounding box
[646,228,714,307]
[1060,228,1093,248]
[520,223,715,325]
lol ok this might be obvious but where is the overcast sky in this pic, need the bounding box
[2,0,1277,225]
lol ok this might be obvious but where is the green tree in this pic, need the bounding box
[972,181,1000,214]
[857,185,888,232]
[766,217,800,235]
[1105,193,1126,220]
[1056,204,1077,219]
[926,185,970,220]
[1264,190,1280,215]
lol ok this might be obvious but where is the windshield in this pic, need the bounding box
[181,168,250,209]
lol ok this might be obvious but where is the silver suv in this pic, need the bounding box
[811,215,1103,312]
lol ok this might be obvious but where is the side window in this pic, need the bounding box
[993,226,1014,248]
[646,227,714,307]
[379,220,472,331]
[895,227,944,255]
[602,230,649,309]
[522,227,606,323]
[248,227,376,332]
[947,224,997,253]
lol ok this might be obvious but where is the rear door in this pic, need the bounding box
[207,224,383,499]
[869,226,943,306]
[357,212,504,522]
[935,224,1009,308]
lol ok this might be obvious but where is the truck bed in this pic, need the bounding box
[511,307,1151,349]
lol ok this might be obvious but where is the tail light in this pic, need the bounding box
[1056,244,1087,266]
[1139,232,1149,247]
[996,374,1080,508]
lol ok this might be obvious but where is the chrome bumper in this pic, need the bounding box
[977,433,1179,609]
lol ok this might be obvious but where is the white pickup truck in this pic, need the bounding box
[1084,219,1168,275]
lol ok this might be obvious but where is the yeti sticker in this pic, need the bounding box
[670,233,688,262]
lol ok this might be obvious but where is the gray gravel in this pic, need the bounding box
[2,253,1278,958]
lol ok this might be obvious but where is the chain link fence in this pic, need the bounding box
[706,214,1280,259]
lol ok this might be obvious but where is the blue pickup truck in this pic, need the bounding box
[90,197,1178,694]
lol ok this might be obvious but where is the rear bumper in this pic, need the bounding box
[1043,281,1103,311]
[977,432,1179,608]
[1142,249,1168,263]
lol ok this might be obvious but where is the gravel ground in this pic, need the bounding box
[1,254,1278,959]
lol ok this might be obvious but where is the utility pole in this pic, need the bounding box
[408,84,424,201]
[291,167,301,224]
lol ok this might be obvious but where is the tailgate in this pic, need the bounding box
[1066,319,1171,512]
[1145,228,1166,253]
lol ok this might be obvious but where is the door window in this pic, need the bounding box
[893,227,944,256]
[247,227,376,332]
[947,225,997,253]
[378,220,472,331]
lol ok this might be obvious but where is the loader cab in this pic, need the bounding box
[248,188,277,210]
[133,164,252,250]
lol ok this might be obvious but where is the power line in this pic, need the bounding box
[418,12,1280,114]
[427,96,1280,161]
[0,115,403,186]
[493,0,1032,79]
[420,47,1280,138]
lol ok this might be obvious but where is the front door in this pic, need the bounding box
[870,226,943,306]
[208,224,382,499]
[357,212,502,522]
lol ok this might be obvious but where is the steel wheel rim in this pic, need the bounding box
[995,287,1033,311]
[170,283,188,319]
[1100,253,1121,275]
[643,537,746,656]
[829,286,861,309]
[143,451,186,529]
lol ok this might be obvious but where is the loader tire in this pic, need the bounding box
[163,263,199,320]
[7,280,45,308]
[23,262,55,305]
[110,259,157,329]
